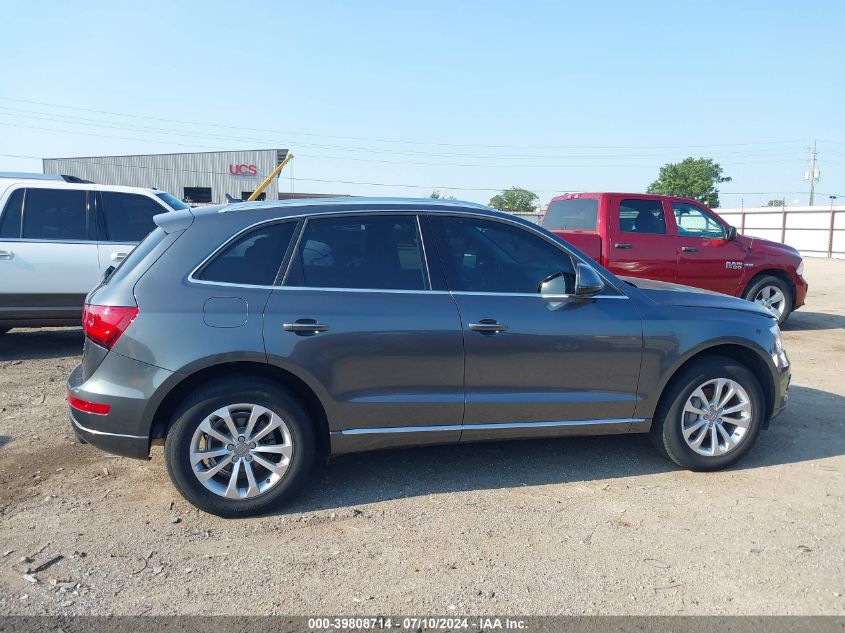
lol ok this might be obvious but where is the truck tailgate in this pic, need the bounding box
[551,230,602,263]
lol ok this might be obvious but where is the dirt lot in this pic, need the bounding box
[1,258,844,616]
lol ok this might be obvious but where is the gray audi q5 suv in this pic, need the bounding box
[67,198,790,517]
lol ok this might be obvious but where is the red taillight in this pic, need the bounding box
[82,304,138,349]
[68,393,111,415]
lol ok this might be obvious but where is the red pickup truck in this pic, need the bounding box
[542,192,807,324]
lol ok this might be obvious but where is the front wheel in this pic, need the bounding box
[743,275,792,325]
[650,356,765,471]
[165,378,315,517]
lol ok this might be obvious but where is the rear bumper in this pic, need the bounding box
[67,355,175,460]
[69,408,149,459]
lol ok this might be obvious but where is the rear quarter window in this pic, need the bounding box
[196,221,297,286]
[544,199,598,231]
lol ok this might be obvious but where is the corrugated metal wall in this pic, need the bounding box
[43,149,288,204]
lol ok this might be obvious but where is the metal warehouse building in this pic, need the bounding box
[43,149,289,204]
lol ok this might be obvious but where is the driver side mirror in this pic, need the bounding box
[574,263,605,297]
[726,226,738,241]
[538,271,568,296]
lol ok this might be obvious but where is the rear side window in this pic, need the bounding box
[22,188,87,240]
[197,221,297,285]
[619,199,666,235]
[0,189,24,238]
[544,198,598,230]
[285,215,428,291]
[99,192,165,242]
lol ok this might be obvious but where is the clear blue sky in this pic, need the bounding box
[2,0,844,207]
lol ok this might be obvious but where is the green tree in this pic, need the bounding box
[766,198,785,207]
[646,157,732,208]
[488,187,539,214]
[429,190,455,200]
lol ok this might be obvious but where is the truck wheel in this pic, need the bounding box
[650,355,765,471]
[165,377,315,518]
[743,275,792,325]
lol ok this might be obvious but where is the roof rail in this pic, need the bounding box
[0,172,95,183]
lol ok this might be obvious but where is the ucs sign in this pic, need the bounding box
[229,164,258,176]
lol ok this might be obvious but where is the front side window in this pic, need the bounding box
[100,192,167,242]
[619,199,666,235]
[197,221,297,285]
[22,188,87,240]
[544,198,598,231]
[285,215,427,291]
[672,203,726,239]
[432,216,575,294]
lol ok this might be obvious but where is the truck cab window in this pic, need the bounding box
[672,203,726,239]
[619,199,666,235]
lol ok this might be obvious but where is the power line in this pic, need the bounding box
[0,108,807,161]
[0,152,826,198]
[0,95,809,152]
[0,119,809,172]
[0,152,566,193]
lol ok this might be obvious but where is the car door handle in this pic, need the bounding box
[283,319,329,334]
[0,250,13,260]
[614,243,632,249]
[468,319,508,334]
[110,251,129,263]
[680,246,697,253]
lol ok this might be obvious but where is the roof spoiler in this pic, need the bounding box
[153,208,194,234]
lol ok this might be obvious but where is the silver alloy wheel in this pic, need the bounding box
[189,403,293,499]
[681,378,752,457]
[753,284,787,319]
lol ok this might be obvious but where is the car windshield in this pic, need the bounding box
[544,198,599,230]
[155,191,190,211]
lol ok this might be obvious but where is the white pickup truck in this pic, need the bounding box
[0,173,188,333]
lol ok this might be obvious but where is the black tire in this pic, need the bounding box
[650,355,765,471]
[165,377,315,518]
[742,274,793,325]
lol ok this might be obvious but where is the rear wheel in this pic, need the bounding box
[743,275,792,325]
[650,356,765,471]
[165,378,315,517]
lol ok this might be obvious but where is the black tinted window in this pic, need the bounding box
[433,216,575,294]
[544,198,598,230]
[619,199,666,235]
[197,222,297,285]
[184,187,212,204]
[286,215,427,290]
[100,192,165,242]
[22,188,87,240]
[0,188,24,238]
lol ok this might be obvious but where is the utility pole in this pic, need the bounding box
[806,140,819,206]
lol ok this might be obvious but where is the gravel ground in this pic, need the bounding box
[1,258,844,616]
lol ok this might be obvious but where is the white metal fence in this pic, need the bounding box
[717,205,845,259]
